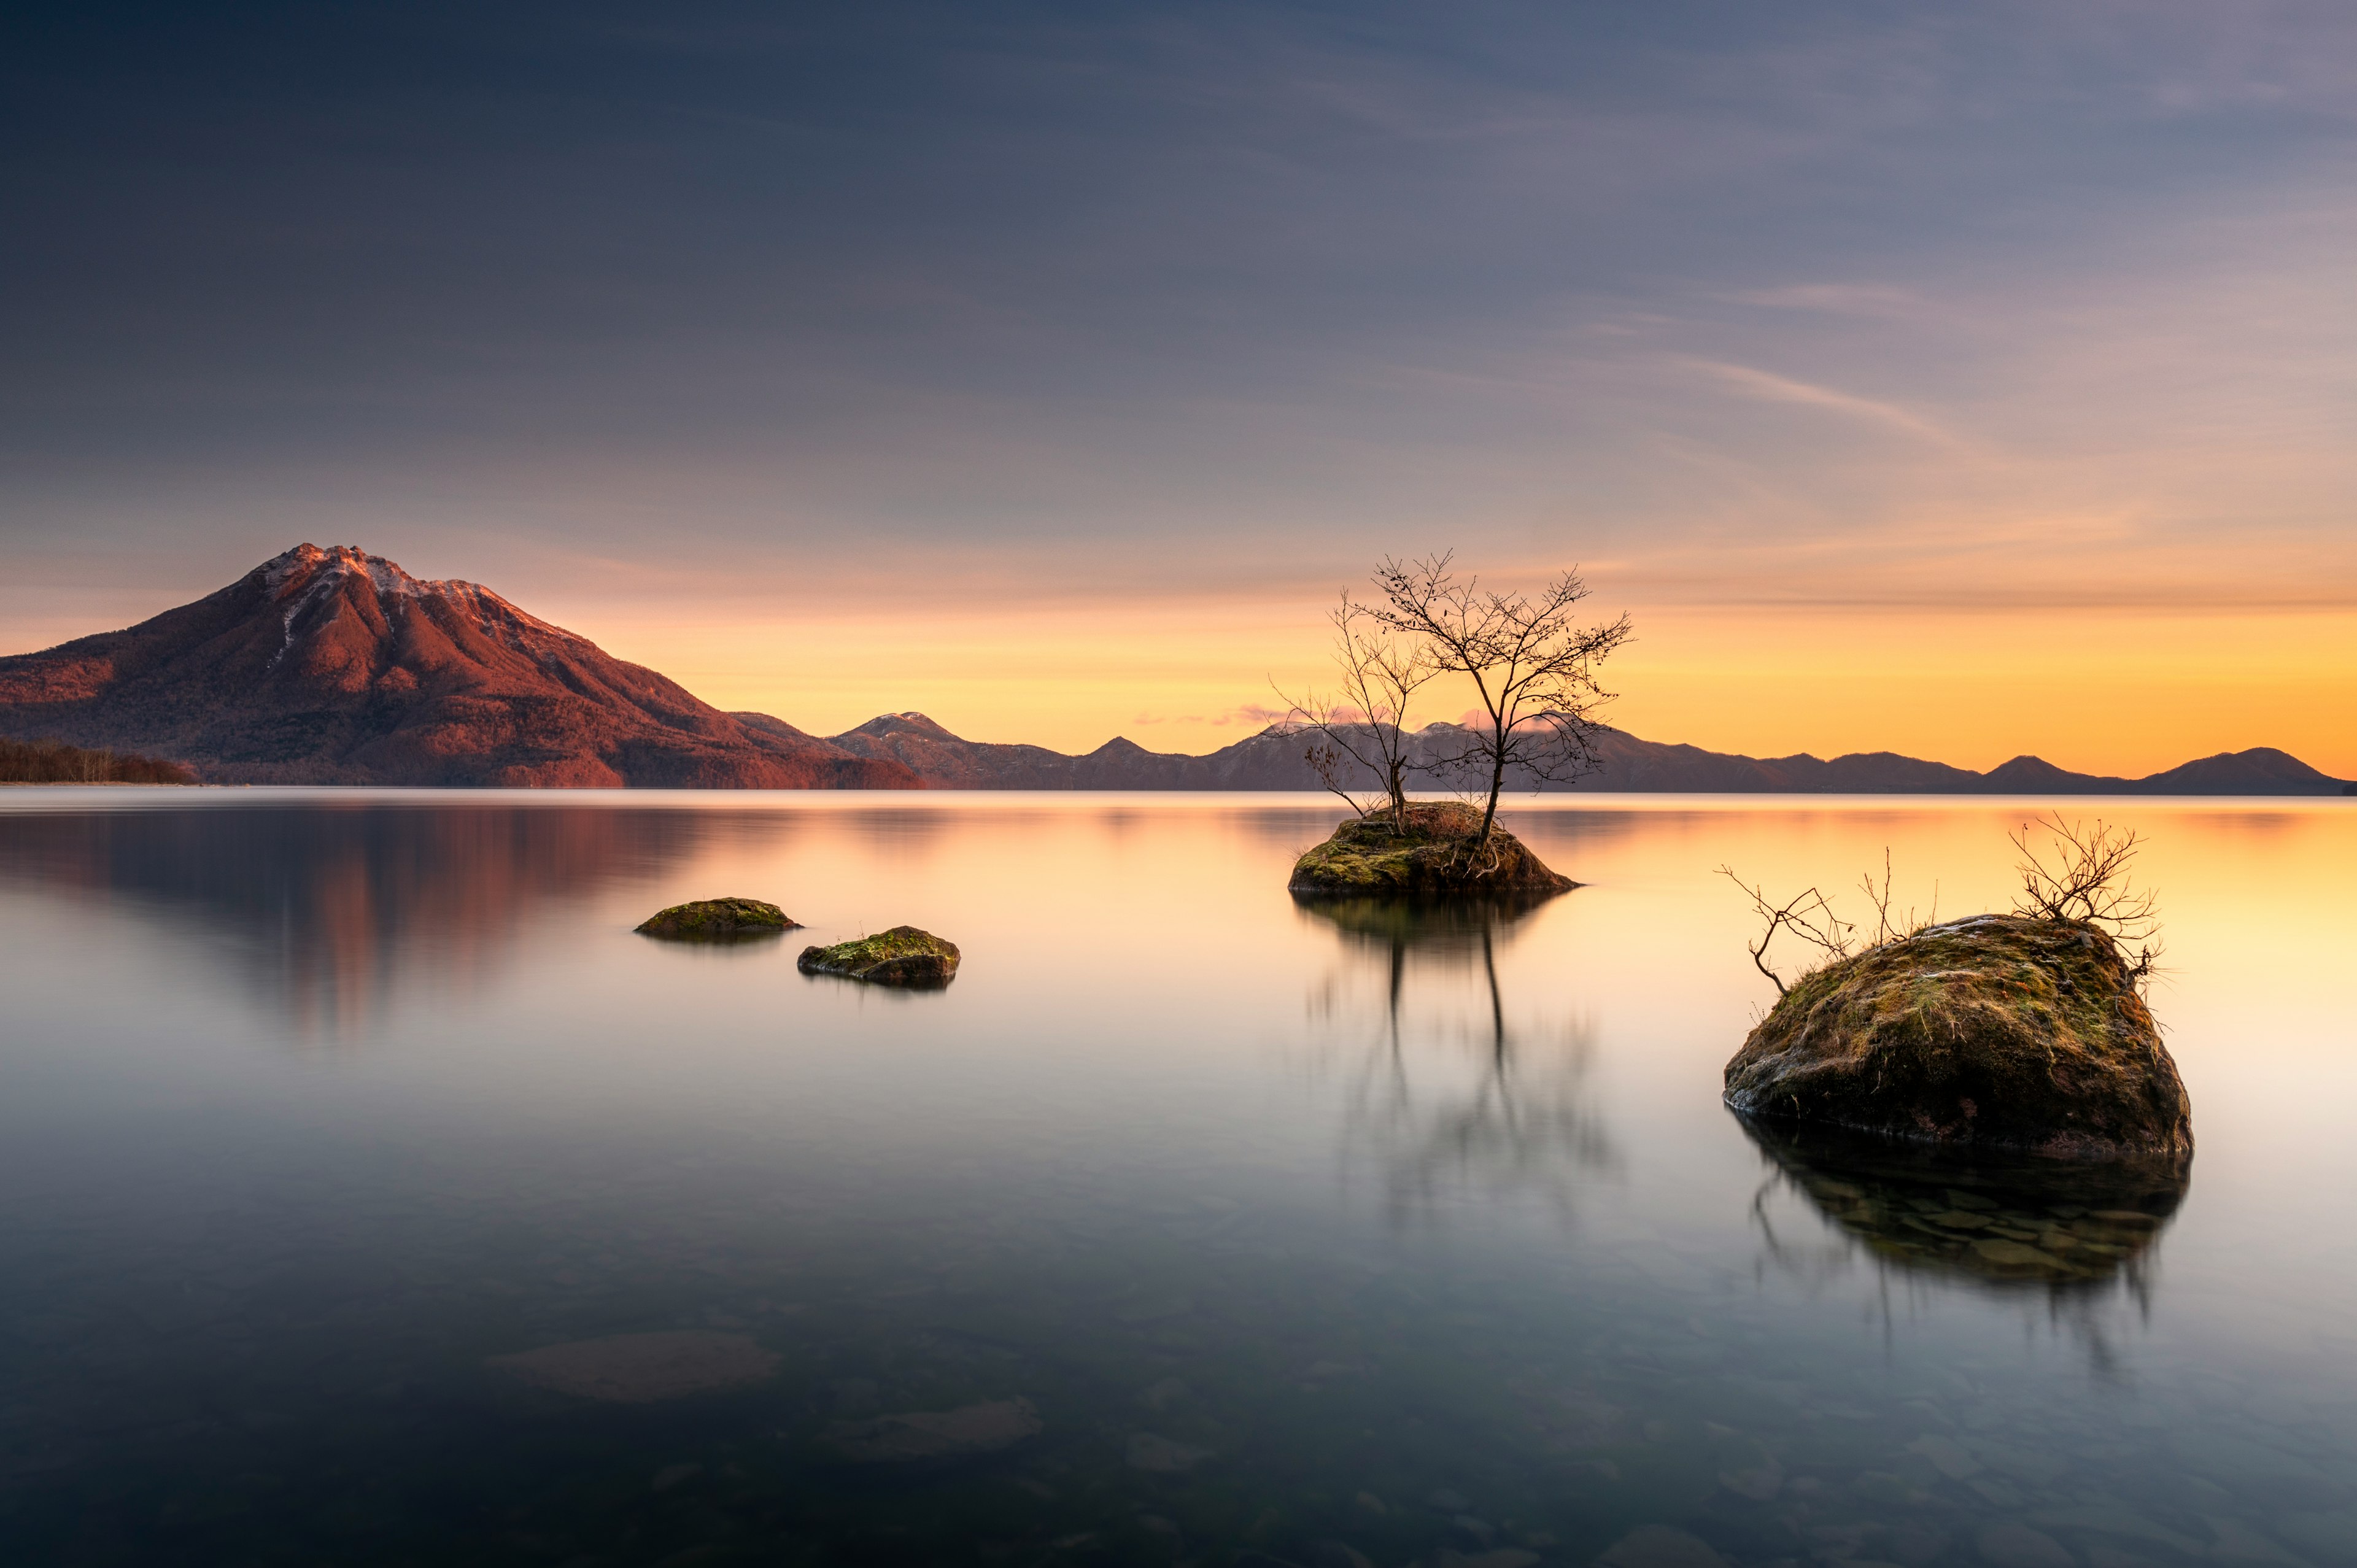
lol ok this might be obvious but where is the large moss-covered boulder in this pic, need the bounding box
[636,897,799,940]
[1724,914,2191,1160]
[797,925,960,987]
[1288,801,1573,898]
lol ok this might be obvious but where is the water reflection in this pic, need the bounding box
[0,804,753,1038]
[1301,894,1614,1223]
[1741,1113,2190,1370]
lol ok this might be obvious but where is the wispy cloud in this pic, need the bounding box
[1677,358,1964,447]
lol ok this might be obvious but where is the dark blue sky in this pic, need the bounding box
[5,2,2353,763]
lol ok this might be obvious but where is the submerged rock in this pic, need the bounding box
[487,1330,780,1403]
[819,1397,1040,1462]
[635,897,799,940]
[1125,1432,1213,1472]
[1724,914,2191,1160]
[1740,1114,2188,1291]
[1288,802,1573,899]
[797,925,961,987]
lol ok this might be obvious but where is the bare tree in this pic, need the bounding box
[1277,592,1439,830]
[1857,848,1937,947]
[1716,867,1856,998]
[1369,554,1632,841]
[2011,814,2161,986]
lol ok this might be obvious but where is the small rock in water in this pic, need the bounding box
[1126,1432,1212,1473]
[822,1397,1042,1462]
[797,925,960,987]
[1975,1523,2075,1568]
[1717,1449,1784,1500]
[1451,1513,1497,1545]
[1593,1525,1730,1568]
[635,897,799,940]
[1886,1526,1953,1566]
[487,1330,780,1403]
[1907,1434,1983,1480]
[650,1462,700,1491]
[1139,1377,1191,1411]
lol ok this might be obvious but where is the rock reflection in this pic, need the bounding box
[1300,894,1614,1224]
[1740,1113,2190,1369]
[0,804,759,1039]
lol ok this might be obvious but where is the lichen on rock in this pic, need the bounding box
[635,897,799,940]
[797,925,961,987]
[1723,913,2191,1160]
[1287,801,1573,899]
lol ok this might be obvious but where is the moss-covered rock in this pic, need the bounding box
[1287,802,1574,899]
[635,897,799,940]
[1724,913,2191,1160]
[797,925,960,987]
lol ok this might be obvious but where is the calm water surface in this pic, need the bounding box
[2,791,2353,1567]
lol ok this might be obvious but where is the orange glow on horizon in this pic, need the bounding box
[571,597,2357,782]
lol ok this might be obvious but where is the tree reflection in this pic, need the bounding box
[1299,894,1614,1226]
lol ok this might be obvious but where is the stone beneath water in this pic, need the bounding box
[1126,1432,1213,1472]
[487,1330,780,1402]
[1593,1525,1729,1568]
[635,897,799,940]
[797,925,961,987]
[820,1397,1041,1462]
[1724,913,2192,1160]
[1288,802,1574,898]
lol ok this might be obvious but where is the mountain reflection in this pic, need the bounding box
[0,804,749,1039]
[1299,892,1614,1224]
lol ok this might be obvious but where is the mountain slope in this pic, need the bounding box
[811,713,2353,796]
[0,545,920,788]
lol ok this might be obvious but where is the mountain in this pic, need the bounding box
[808,713,2355,797]
[3,546,2345,794]
[0,544,919,787]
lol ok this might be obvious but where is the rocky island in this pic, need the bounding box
[635,898,800,940]
[1288,801,1573,899]
[1724,913,2192,1161]
[797,926,961,987]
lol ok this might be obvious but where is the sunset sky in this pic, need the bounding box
[4,2,2353,776]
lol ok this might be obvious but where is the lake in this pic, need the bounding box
[1,790,2353,1567]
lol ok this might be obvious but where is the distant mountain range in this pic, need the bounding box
[812,710,2354,797]
[1,544,2349,795]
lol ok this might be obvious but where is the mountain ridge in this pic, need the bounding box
[804,710,2353,797]
[1,546,2345,794]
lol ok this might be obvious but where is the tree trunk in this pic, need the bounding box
[1479,748,1506,841]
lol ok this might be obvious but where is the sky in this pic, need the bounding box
[4,1,2353,775]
